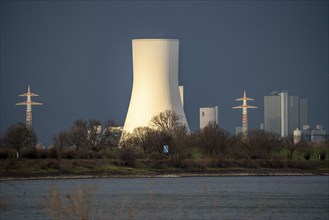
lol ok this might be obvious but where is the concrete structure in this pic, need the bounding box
[122,39,189,136]
[298,125,327,143]
[200,106,218,129]
[259,123,264,130]
[264,91,308,137]
[264,92,281,135]
[280,91,288,137]
[311,125,327,143]
[233,90,257,137]
[235,126,242,135]
[288,95,300,136]
[299,99,308,129]
[16,84,43,129]
[179,86,184,108]
[293,128,302,144]
[301,125,312,142]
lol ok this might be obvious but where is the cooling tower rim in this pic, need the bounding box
[132,38,179,42]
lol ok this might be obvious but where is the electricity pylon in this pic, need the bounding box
[16,84,43,129]
[233,90,257,138]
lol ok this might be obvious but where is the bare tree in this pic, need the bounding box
[227,134,246,160]
[86,119,117,158]
[282,137,305,160]
[131,126,153,158]
[242,130,268,160]
[198,122,219,158]
[149,110,188,157]
[259,131,281,160]
[65,119,88,157]
[150,110,182,136]
[53,131,69,159]
[54,119,119,158]
[197,122,231,158]
[104,120,121,148]
[3,123,37,158]
[171,125,190,158]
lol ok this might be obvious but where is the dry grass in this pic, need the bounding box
[45,182,283,220]
[47,185,101,220]
[47,184,141,220]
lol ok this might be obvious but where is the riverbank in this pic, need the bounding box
[1,172,326,181]
[1,158,328,181]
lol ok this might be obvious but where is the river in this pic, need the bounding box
[1,176,328,219]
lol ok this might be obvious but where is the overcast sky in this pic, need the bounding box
[1,0,328,146]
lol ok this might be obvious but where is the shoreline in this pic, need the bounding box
[1,170,327,181]
[2,159,328,181]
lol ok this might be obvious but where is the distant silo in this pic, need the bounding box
[200,106,218,129]
[293,128,302,144]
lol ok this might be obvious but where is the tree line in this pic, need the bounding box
[0,110,327,161]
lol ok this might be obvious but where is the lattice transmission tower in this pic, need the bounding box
[233,90,257,138]
[16,84,43,129]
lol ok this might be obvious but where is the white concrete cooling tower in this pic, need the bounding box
[122,39,189,135]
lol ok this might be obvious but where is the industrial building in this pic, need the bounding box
[122,39,189,137]
[264,91,308,137]
[200,106,218,129]
[296,125,327,143]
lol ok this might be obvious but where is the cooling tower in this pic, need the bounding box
[122,39,189,135]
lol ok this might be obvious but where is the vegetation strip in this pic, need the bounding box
[1,158,328,181]
[1,111,328,182]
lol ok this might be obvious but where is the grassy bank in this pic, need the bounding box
[1,158,328,179]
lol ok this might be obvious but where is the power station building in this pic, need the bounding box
[122,39,189,136]
[200,106,218,129]
[264,91,308,137]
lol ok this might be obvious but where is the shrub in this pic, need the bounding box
[36,149,48,159]
[3,159,19,170]
[168,158,190,169]
[263,160,287,168]
[148,159,167,169]
[318,151,326,160]
[286,161,314,169]
[218,159,238,168]
[47,147,59,159]
[304,152,311,160]
[99,149,119,159]
[21,147,37,159]
[79,149,94,159]
[59,160,73,173]
[148,152,162,160]
[62,149,77,159]
[0,148,16,159]
[192,160,207,169]
[40,159,60,170]
[119,148,137,167]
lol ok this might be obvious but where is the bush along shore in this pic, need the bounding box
[1,158,328,180]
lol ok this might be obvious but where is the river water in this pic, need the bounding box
[0,176,328,220]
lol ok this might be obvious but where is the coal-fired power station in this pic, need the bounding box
[122,39,189,135]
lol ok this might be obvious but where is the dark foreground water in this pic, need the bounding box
[0,176,328,220]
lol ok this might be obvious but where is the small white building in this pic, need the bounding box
[200,106,218,129]
[293,128,302,144]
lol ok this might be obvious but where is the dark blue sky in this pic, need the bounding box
[1,0,328,146]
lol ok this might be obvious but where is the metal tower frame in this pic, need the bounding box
[16,85,43,129]
[233,90,257,138]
